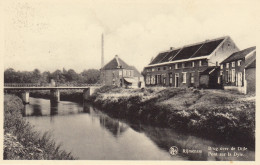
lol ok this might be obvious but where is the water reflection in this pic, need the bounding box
[99,115,128,137]
[50,101,58,116]
[24,97,255,160]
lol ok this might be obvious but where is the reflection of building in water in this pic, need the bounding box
[99,115,128,137]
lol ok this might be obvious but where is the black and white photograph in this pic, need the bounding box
[2,0,258,162]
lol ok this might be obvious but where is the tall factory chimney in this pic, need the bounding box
[101,33,104,69]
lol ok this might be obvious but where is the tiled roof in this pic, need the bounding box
[129,66,142,77]
[200,66,217,75]
[150,52,169,64]
[102,56,130,70]
[149,37,226,65]
[221,46,256,64]
[246,59,256,69]
[102,56,142,77]
[160,48,181,63]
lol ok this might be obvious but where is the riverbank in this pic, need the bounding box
[4,95,76,160]
[86,86,255,149]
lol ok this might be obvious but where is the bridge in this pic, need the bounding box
[4,83,102,104]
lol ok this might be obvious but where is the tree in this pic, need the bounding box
[31,69,41,83]
[67,69,79,82]
[51,70,66,83]
[80,69,100,84]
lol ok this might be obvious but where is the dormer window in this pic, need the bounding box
[220,64,223,69]
[199,60,202,66]
[192,61,195,67]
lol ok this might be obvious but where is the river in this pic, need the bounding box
[23,97,255,160]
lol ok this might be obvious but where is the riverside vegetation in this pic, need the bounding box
[4,95,76,160]
[86,86,255,149]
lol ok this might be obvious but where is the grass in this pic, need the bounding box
[4,95,76,160]
[87,86,255,149]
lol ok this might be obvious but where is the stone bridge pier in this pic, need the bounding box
[21,91,30,104]
[83,87,96,100]
[50,89,60,103]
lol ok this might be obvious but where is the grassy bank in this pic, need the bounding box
[87,86,255,149]
[4,95,76,160]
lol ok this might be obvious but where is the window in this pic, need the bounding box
[190,72,194,83]
[182,63,185,68]
[163,74,166,84]
[226,63,229,68]
[157,68,160,71]
[220,71,223,76]
[157,75,161,84]
[231,69,235,82]
[152,68,155,72]
[169,73,173,85]
[151,75,156,85]
[192,61,195,67]
[146,76,151,85]
[226,70,229,82]
[112,71,115,78]
[163,67,166,70]
[182,72,187,83]
[220,64,223,69]
[175,64,178,69]
[237,60,242,66]
[232,62,235,67]
[199,60,202,66]
[169,66,172,70]
[124,70,127,76]
[119,70,122,76]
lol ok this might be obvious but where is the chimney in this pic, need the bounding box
[170,47,174,50]
[115,55,121,68]
[101,33,104,68]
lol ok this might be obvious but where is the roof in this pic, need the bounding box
[102,55,130,70]
[246,60,256,69]
[101,55,142,77]
[200,66,217,75]
[129,66,142,77]
[149,36,226,65]
[221,46,256,64]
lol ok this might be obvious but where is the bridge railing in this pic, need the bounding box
[4,83,102,87]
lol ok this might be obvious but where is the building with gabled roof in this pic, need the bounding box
[219,46,256,94]
[143,36,239,88]
[100,55,143,88]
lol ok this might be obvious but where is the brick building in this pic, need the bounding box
[219,46,256,94]
[100,55,143,88]
[143,36,239,88]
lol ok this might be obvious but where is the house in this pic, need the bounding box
[100,55,143,88]
[219,46,256,94]
[143,36,239,88]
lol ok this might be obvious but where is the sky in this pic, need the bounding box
[4,0,258,73]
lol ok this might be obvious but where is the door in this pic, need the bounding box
[238,72,243,87]
[175,73,179,87]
